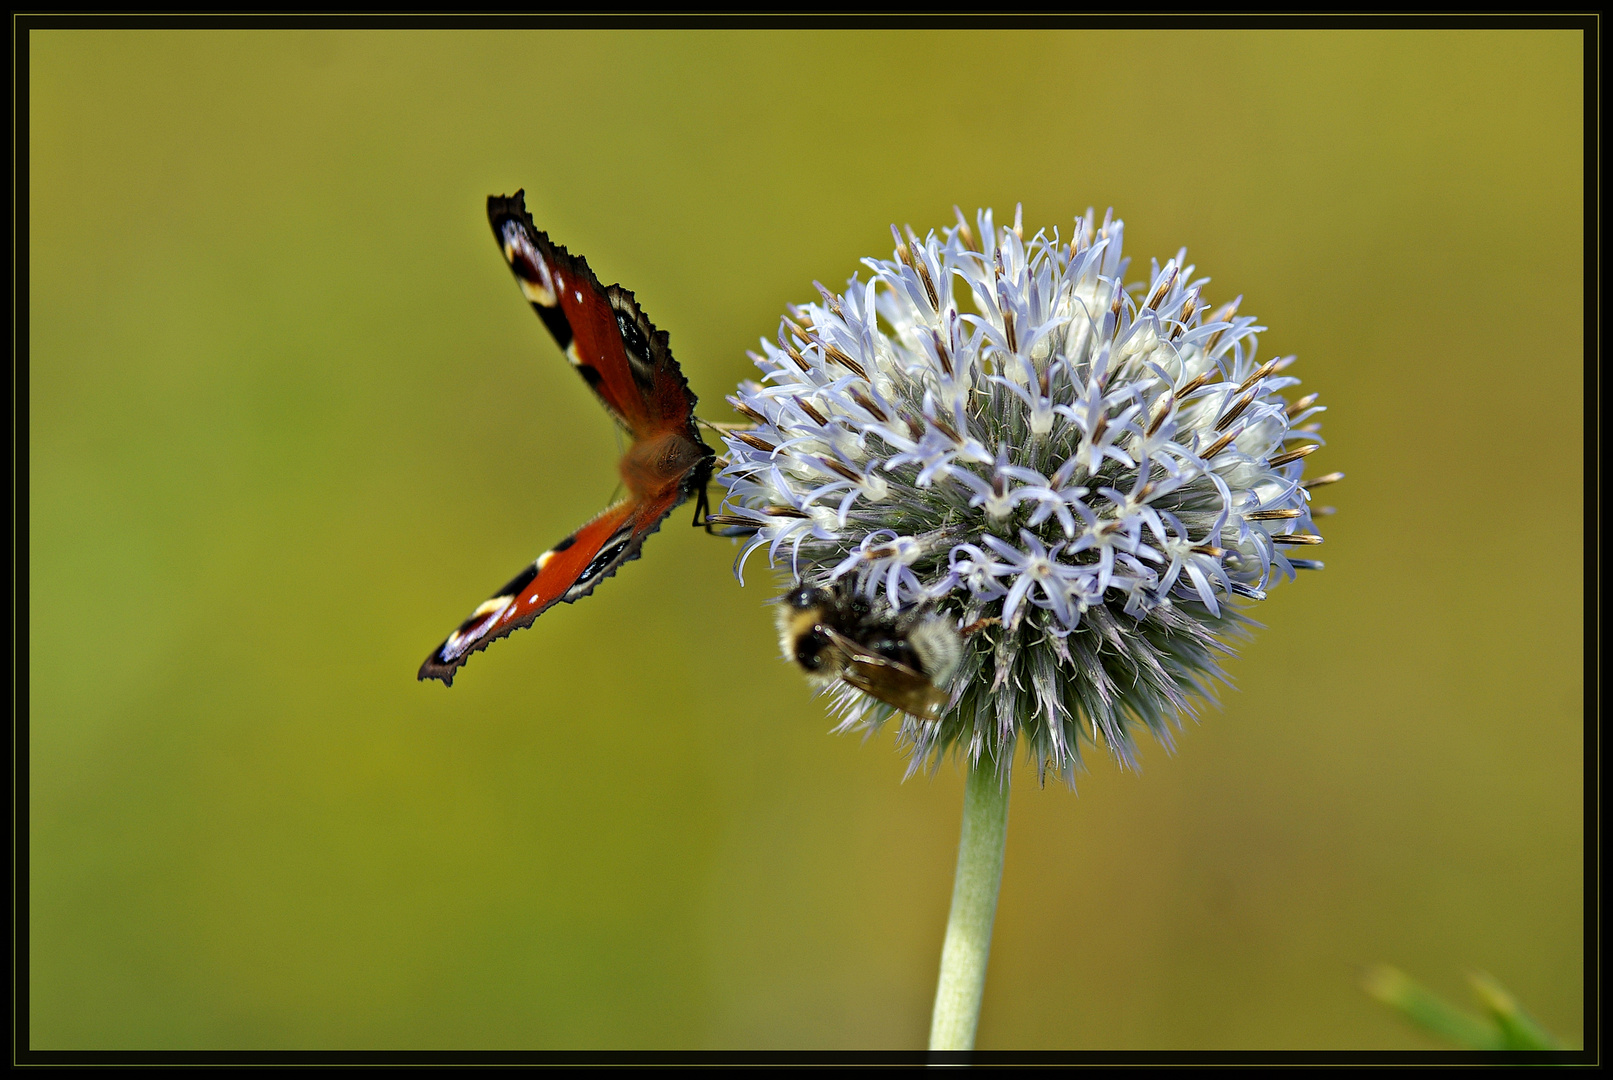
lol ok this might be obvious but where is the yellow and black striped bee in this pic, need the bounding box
[777,580,963,721]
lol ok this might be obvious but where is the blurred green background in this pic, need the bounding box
[28,28,1584,1050]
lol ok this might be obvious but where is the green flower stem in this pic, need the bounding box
[929,759,1011,1051]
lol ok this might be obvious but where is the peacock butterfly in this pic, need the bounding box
[418,191,715,685]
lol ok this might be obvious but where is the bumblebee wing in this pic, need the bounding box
[823,628,951,720]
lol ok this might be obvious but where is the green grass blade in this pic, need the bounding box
[1468,971,1561,1050]
[1360,964,1502,1050]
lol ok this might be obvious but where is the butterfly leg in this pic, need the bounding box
[691,482,713,530]
[690,487,759,537]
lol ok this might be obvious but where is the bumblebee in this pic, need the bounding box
[777,580,963,720]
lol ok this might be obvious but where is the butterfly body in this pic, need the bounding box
[419,192,713,686]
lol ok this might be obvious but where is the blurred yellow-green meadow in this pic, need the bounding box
[27,27,1585,1050]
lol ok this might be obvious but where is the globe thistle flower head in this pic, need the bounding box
[718,207,1333,785]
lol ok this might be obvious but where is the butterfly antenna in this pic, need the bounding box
[695,417,756,435]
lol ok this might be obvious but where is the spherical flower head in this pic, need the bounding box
[717,207,1334,784]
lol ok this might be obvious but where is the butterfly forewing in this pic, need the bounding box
[488,195,668,437]
[419,494,682,686]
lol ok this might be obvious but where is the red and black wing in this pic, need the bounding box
[486,191,702,447]
[417,489,684,686]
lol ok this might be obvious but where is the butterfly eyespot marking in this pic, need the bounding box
[616,310,648,356]
[502,230,559,307]
[605,290,662,393]
[567,526,638,601]
[418,191,716,686]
